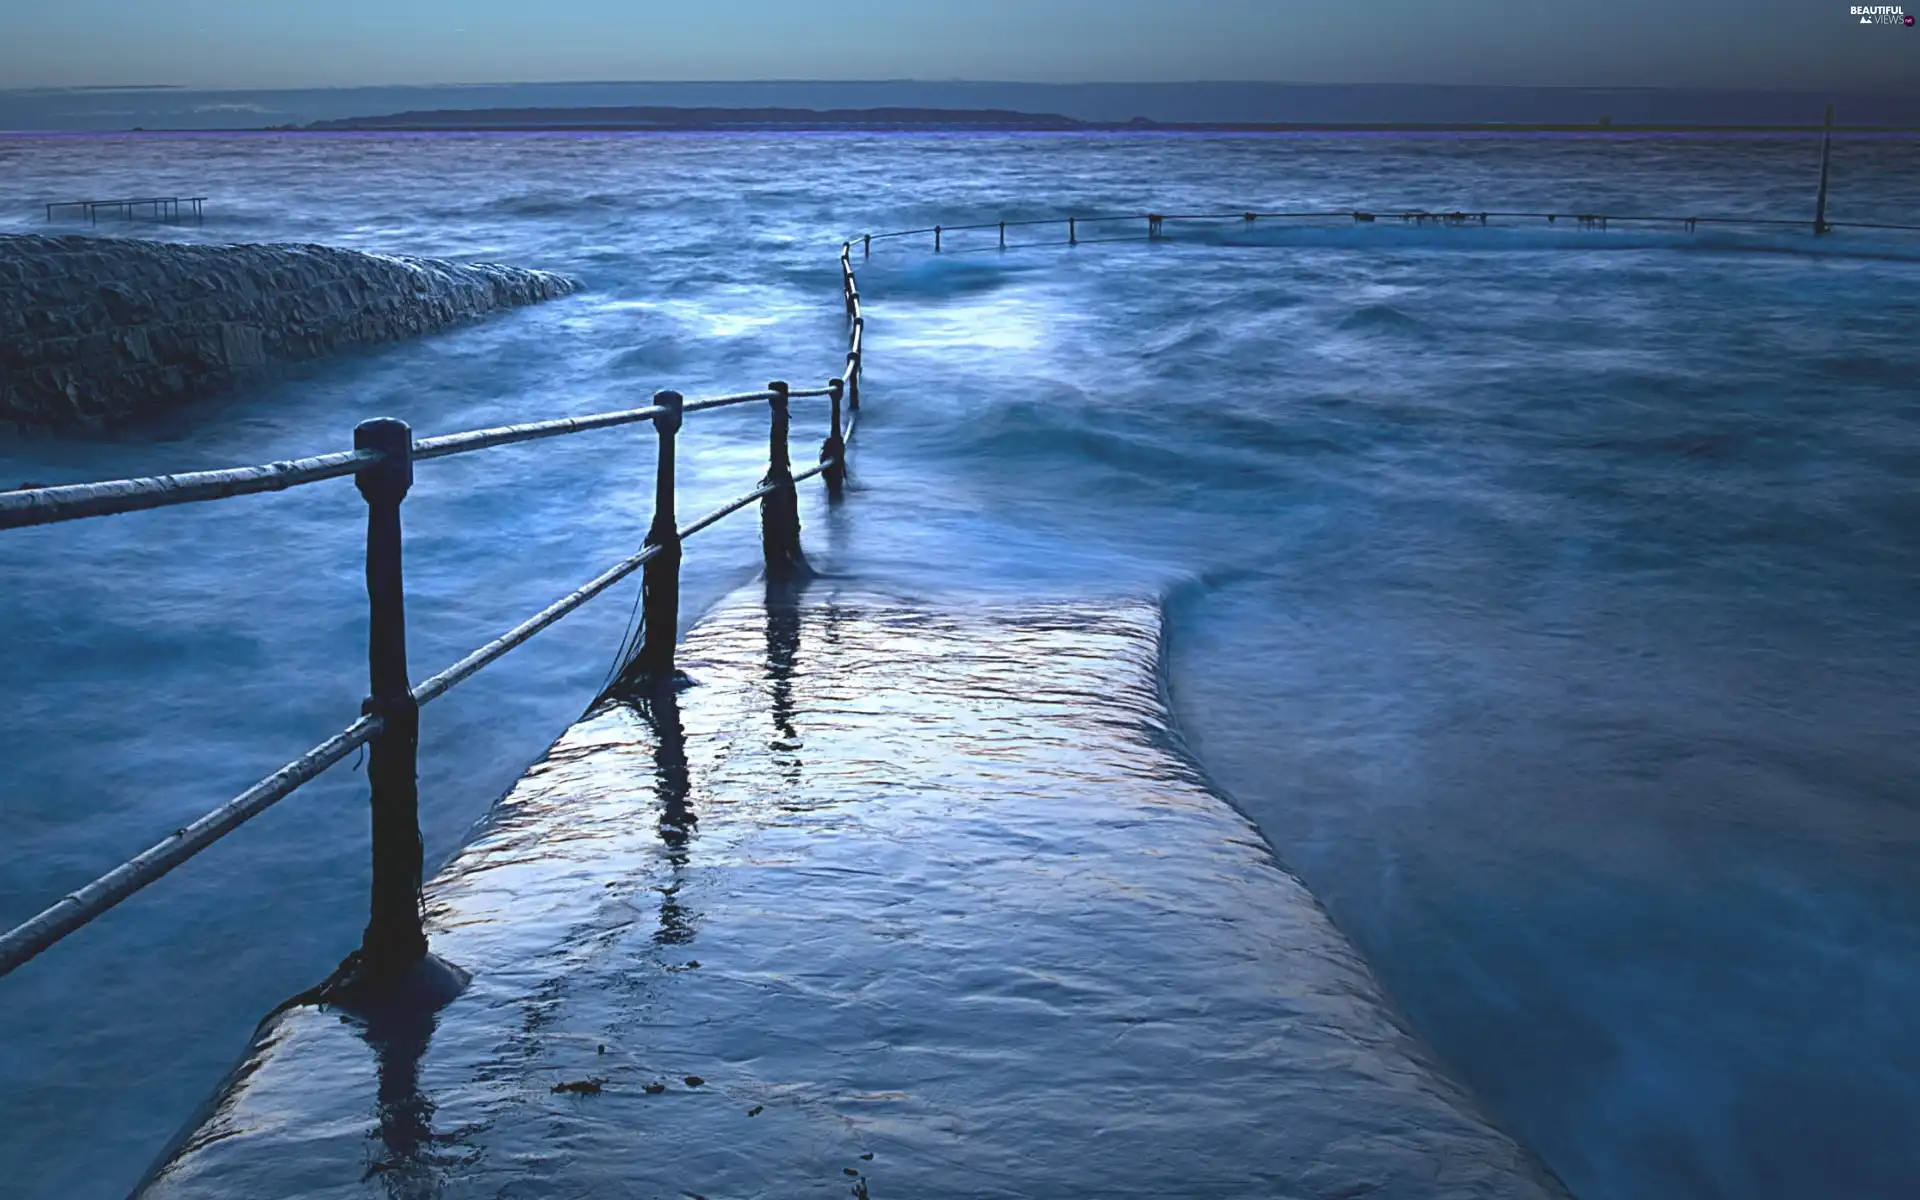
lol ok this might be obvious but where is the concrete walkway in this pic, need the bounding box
[142,587,1568,1199]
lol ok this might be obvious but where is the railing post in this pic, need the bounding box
[1814,103,1834,236]
[999,221,1006,249]
[863,233,870,258]
[352,417,427,978]
[636,390,684,681]
[761,381,807,581]
[1069,217,1077,245]
[935,225,942,253]
[822,377,847,500]
[848,349,861,411]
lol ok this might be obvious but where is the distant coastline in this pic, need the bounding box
[271,105,1920,135]
[9,82,1920,133]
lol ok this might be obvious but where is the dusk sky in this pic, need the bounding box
[3,0,1916,94]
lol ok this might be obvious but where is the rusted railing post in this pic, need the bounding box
[352,417,428,978]
[761,381,807,580]
[935,225,942,253]
[636,390,684,681]
[756,378,802,576]
[822,377,847,500]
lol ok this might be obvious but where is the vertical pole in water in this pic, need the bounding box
[1814,103,1834,235]
[762,381,806,581]
[848,349,861,412]
[999,221,1006,249]
[935,225,942,253]
[353,417,428,978]
[637,390,684,682]
[1069,217,1077,245]
[822,377,847,500]
[863,233,870,258]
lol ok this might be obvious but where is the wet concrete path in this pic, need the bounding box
[142,587,1567,1199]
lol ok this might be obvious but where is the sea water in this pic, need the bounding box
[0,131,1917,1198]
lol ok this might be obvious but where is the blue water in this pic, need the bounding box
[1,131,1918,1198]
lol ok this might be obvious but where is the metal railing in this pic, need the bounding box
[852,203,1920,260]
[849,112,1918,254]
[0,244,866,992]
[45,197,208,225]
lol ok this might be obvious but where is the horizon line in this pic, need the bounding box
[9,78,1920,98]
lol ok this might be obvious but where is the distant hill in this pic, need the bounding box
[7,82,1920,133]
[291,104,1918,135]
[302,105,1087,131]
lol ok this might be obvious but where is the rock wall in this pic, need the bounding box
[0,234,581,428]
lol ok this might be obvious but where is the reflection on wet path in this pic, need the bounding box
[141,587,1567,1199]
[360,1001,453,1193]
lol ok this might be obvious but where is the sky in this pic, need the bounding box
[1,0,1916,94]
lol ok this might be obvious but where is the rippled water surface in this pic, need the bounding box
[1,131,1918,1199]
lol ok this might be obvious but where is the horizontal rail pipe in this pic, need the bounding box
[677,479,784,540]
[0,389,843,533]
[0,714,384,978]
[411,543,663,707]
[412,404,671,461]
[0,450,379,531]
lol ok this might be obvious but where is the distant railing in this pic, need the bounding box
[0,242,867,995]
[45,197,208,225]
[850,113,1918,254]
[854,204,1920,260]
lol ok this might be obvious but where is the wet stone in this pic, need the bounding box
[139,588,1569,1200]
[0,233,580,428]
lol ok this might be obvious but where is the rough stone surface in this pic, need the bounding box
[0,234,580,428]
[141,588,1570,1199]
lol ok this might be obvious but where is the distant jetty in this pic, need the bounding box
[0,235,579,428]
[279,104,1920,135]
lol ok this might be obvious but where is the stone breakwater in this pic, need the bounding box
[0,234,581,428]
